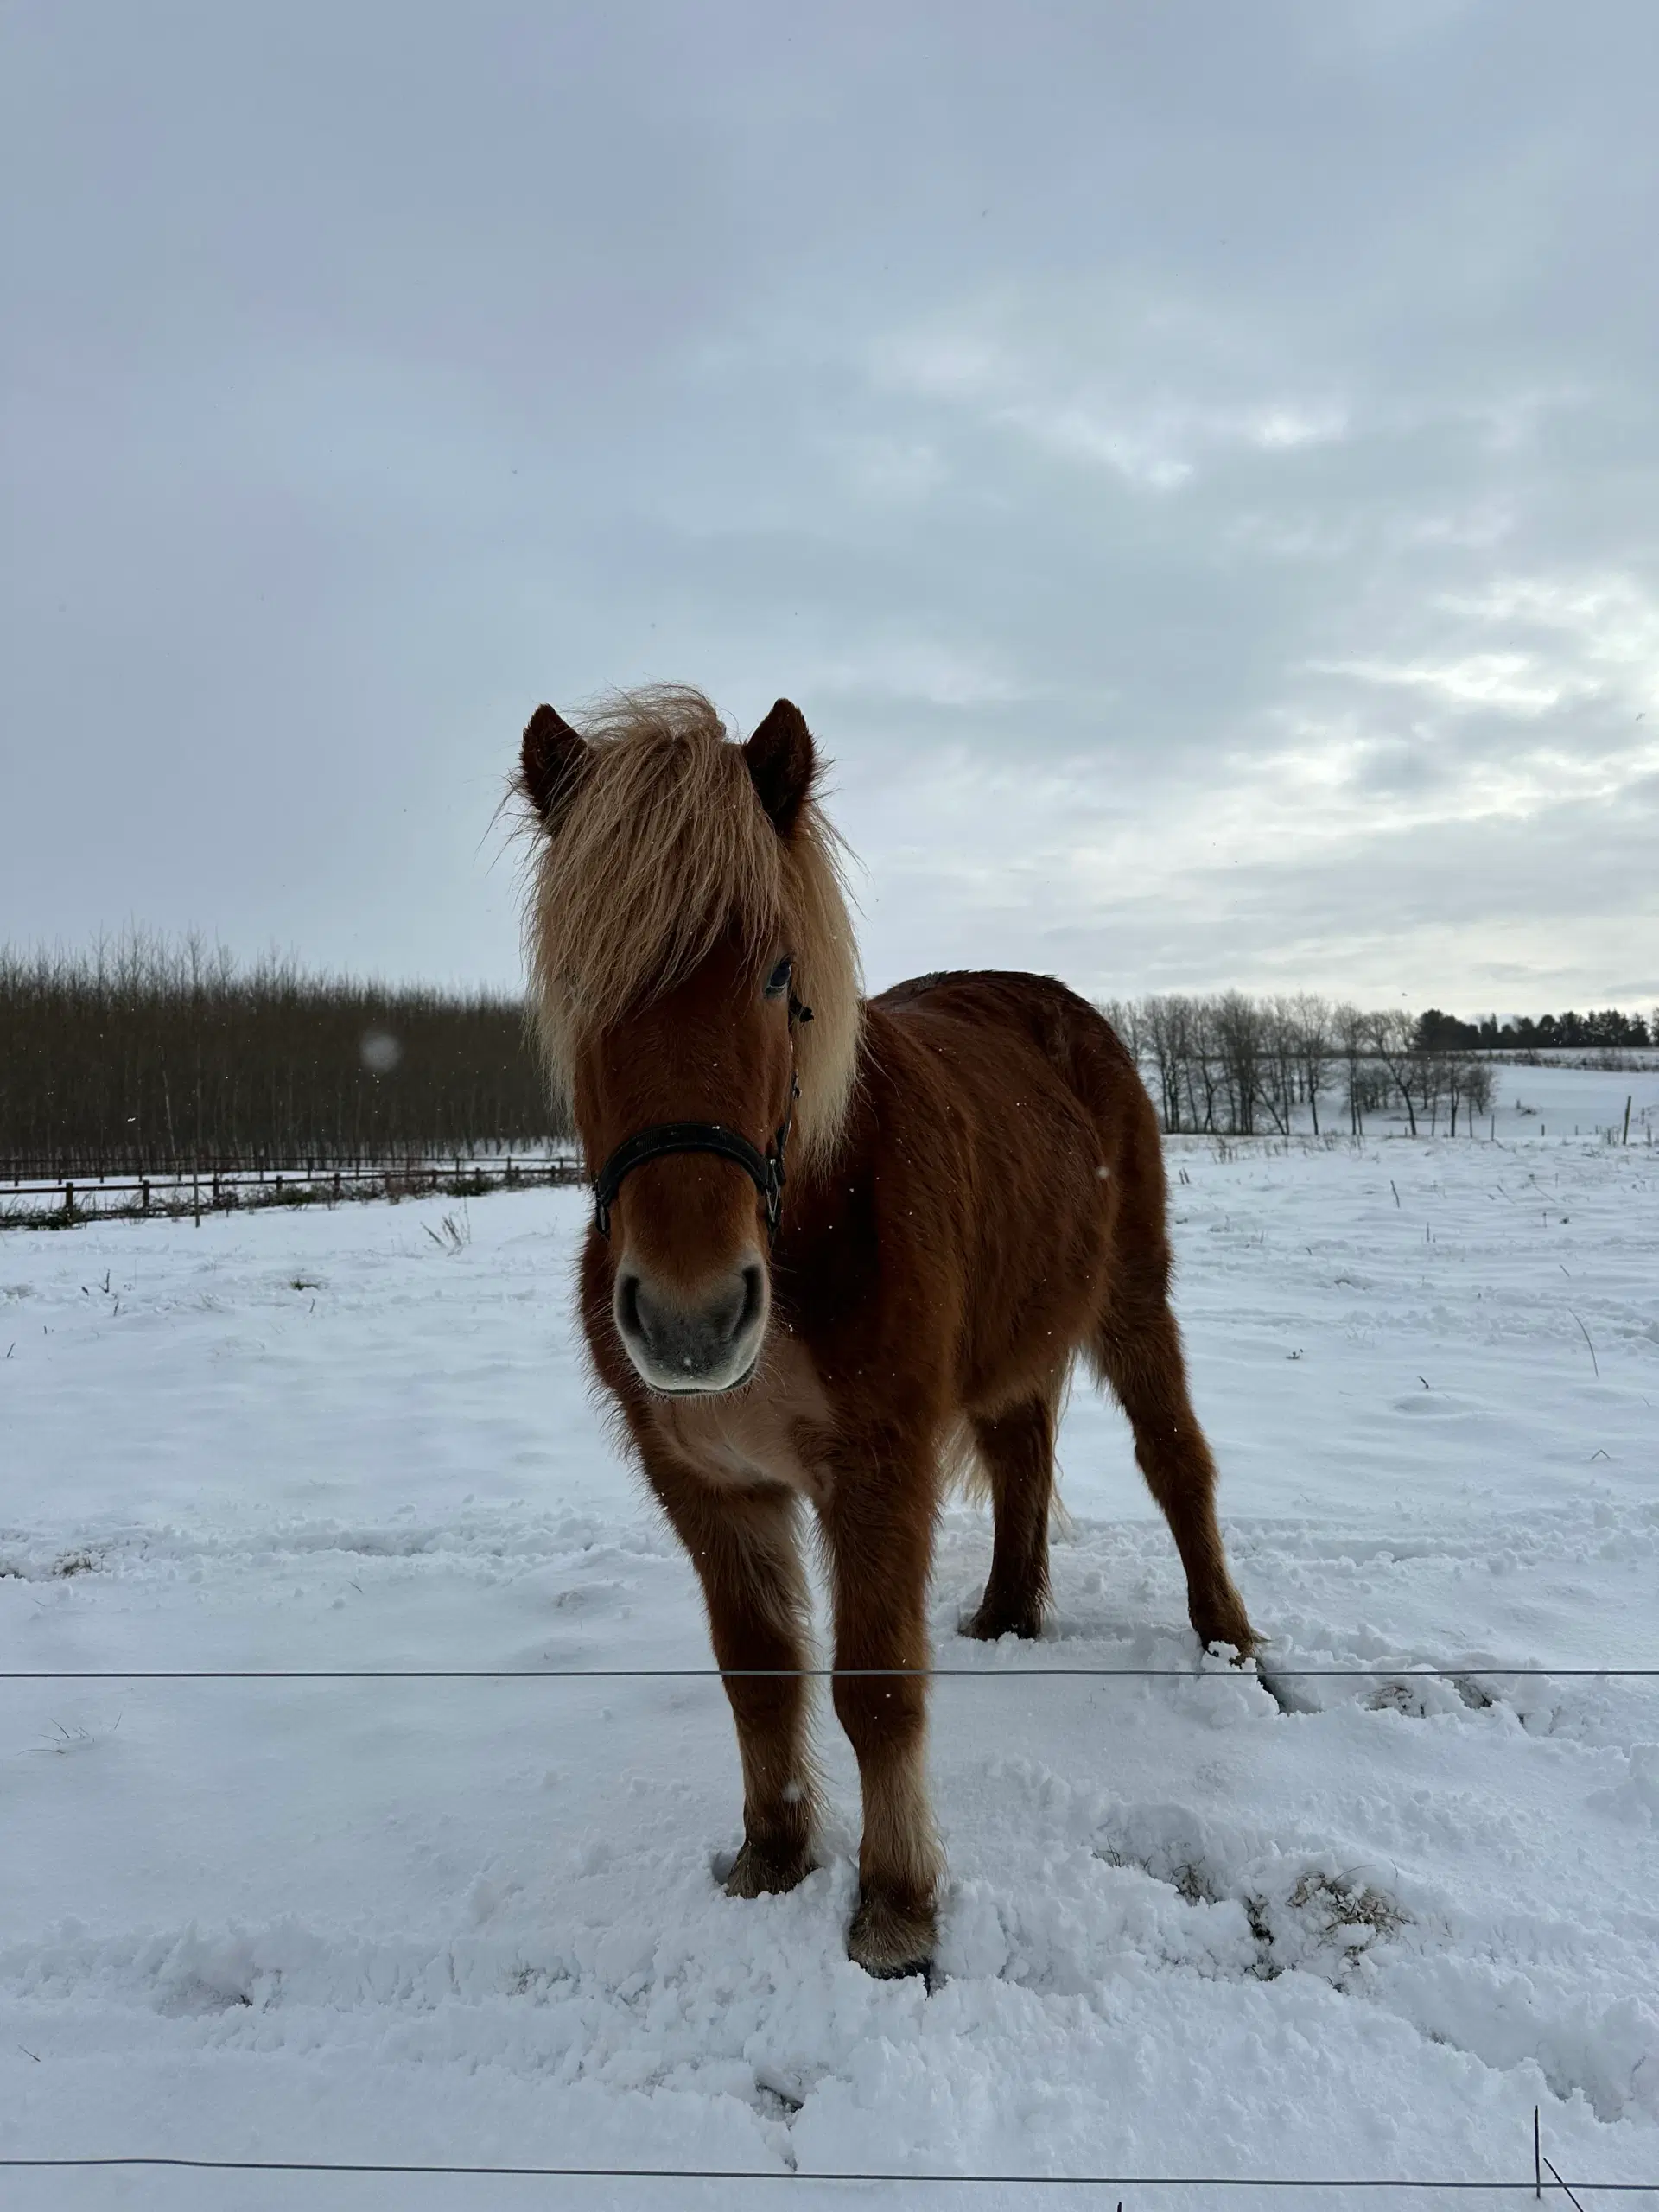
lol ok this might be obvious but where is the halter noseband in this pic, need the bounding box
[591,998,811,1244]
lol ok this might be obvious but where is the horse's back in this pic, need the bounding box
[872,969,1151,1147]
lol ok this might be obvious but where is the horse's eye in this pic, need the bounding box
[765,957,793,999]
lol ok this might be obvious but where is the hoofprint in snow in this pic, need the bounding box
[3,1098,1656,2205]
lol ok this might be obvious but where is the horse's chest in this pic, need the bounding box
[652,1332,836,1505]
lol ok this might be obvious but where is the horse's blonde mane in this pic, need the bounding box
[523,686,862,1173]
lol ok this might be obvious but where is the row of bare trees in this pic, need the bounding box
[0,931,1557,1181]
[1099,994,1497,1139]
[0,933,561,1179]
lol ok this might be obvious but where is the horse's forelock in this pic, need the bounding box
[524,687,861,1173]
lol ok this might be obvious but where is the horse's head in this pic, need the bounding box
[518,689,860,1396]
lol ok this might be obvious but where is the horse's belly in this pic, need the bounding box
[957,1214,1112,1415]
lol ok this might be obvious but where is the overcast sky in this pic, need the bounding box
[3,0,1656,1013]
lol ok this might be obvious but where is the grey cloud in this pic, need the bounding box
[2,0,1655,1008]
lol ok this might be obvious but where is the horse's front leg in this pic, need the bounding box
[645,1453,817,1897]
[820,1460,941,1980]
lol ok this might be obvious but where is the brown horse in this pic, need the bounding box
[518,685,1255,1981]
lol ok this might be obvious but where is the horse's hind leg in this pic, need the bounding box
[963,1396,1055,1641]
[1093,1303,1256,1658]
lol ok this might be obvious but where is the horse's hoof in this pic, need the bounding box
[1194,1622,1260,1665]
[863,1953,935,1989]
[961,1599,1043,1642]
[848,1888,937,1984]
[723,1836,814,1899]
[1191,1588,1258,1662]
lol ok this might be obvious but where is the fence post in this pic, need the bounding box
[63,1179,75,1220]
[1624,1095,1632,1145]
[141,1179,150,1215]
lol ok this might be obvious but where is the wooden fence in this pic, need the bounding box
[3,1154,587,1229]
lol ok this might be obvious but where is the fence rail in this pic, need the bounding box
[3,1663,1656,1681]
[1,1153,588,1227]
[0,2152,1649,2192]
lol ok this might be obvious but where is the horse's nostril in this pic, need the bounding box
[617,1272,644,1342]
[734,1263,765,1342]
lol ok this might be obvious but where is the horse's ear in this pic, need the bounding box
[519,704,592,834]
[743,699,817,838]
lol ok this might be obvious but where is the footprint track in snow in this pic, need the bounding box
[954,1760,1658,2124]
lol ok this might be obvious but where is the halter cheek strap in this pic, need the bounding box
[590,998,812,1244]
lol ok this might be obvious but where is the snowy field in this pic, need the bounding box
[3,1069,1657,2209]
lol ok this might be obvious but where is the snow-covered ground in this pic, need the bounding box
[3,1072,1657,2208]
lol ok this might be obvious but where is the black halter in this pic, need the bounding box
[591,998,811,1243]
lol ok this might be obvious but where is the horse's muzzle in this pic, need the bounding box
[613,1260,768,1395]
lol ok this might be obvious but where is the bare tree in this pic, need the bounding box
[1365,1010,1422,1136]
[1333,1003,1370,1136]
[1288,993,1335,1135]
[1140,995,1188,1132]
[1419,1048,1448,1135]
[1213,990,1268,1135]
[1184,997,1222,1132]
[1100,996,1143,1073]
[1459,1058,1494,1134]
[1443,1055,1468,1137]
[1255,998,1298,1135]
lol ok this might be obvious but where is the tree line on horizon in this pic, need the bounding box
[2,937,1650,1175]
[0,935,559,1180]
[1099,991,1646,1140]
[1414,1006,1652,1051]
